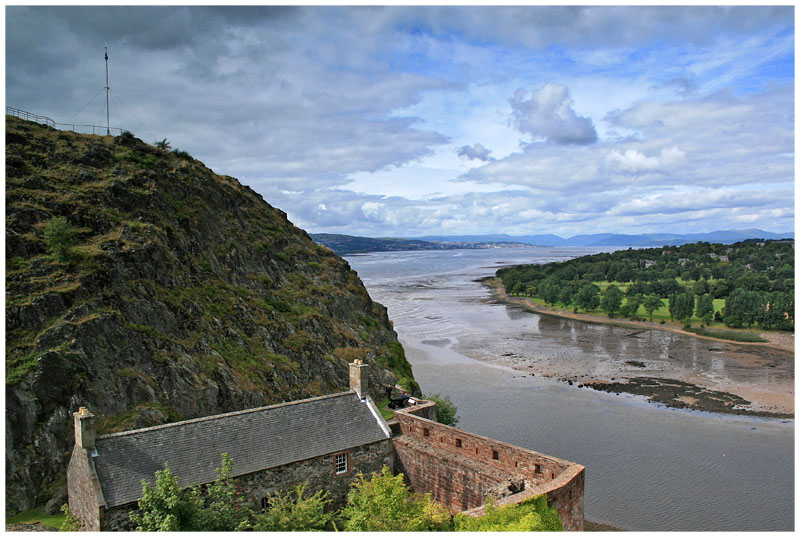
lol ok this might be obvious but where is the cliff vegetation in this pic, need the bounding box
[5,116,418,514]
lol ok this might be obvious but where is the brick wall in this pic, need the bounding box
[392,407,585,530]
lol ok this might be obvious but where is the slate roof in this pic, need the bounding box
[92,391,390,508]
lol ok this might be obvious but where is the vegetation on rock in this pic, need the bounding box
[5,116,416,514]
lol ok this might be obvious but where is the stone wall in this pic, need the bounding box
[66,448,102,531]
[235,438,394,511]
[392,407,585,531]
[97,439,394,531]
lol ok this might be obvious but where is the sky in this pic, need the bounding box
[5,5,795,238]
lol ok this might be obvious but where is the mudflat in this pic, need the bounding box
[476,279,794,418]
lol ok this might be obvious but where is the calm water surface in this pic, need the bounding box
[346,248,794,531]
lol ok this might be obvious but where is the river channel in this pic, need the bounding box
[346,248,794,532]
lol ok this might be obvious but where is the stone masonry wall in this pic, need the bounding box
[97,439,394,531]
[392,406,585,531]
[66,447,102,531]
[233,438,393,512]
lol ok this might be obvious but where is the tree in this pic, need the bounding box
[44,216,77,261]
[695,294,715,325]
[669,290,695,324]
[723,289,760,328]
[154,138,172,151]
[194,453,253,531]
[693,279,709,296]
[574,284,600,312]
[453,495,562,532]
[538,279,560,306]
[625,293,644,319]
[642,295,664,322]
[129,462,204,531]
[600,285,623,318]
[129,454,252,531]
[341,466,450,531]
[253,482,334,531]
[425,393,459,426]
[557,285,573,308]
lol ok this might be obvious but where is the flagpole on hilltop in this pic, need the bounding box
[104,47,110,135]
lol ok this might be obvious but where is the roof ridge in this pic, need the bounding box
[97,390,357,440]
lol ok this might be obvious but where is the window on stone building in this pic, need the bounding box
[423,428,429,437]
[455,438,462,448]
[261,496,271,511]
[492,449,499,460]
[534,464,542,474]
[335,451,348,475]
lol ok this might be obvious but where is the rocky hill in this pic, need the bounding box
[5,116,418,514]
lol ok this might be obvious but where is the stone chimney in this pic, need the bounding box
[349,359,369,399]
[73,407,96,450]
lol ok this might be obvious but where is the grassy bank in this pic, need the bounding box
[6,508,66,529]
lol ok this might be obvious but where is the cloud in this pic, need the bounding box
[457,143,493,161]
[603,146,685,175]
[509,84,598,145]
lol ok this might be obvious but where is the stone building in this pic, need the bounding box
[68,361,584,531]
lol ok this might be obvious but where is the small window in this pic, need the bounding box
[514,461,518,468]
[335,452,348,475]
[492,450,499,460]
[475,447,479,455]
[534,464,542,474]
[423,428,429,437]
[261,496,271,510]
[455,438,462,448]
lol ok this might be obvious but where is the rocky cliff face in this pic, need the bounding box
[5,117,418,513]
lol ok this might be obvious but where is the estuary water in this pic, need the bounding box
[346,248,794,532]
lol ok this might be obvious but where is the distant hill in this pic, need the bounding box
[311,233,532,255]
[417,229,794,247]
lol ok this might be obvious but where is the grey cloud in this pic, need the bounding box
[457,143,493,161]
[659,77,699,96]
[509,84,598,145]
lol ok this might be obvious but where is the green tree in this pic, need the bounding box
[253,482,334,531]
[574,284,600,312]
[557,285,573,308]
[194,453,253,531]
[425,393,459,426]
[341,466,450,531]
[642,295,664,322]
[723,289,761,328]
[600,285,623,318]
[625,293,644,319]
[44,216,77,261]
[129,462,204,531]
[538,279,560,306]
[154,138,172,151]
[695,294,715,325]
[453,495,562,532]
[669,290,695,324]
[693,279,709,295]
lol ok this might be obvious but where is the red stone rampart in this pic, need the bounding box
[392,405,585,531]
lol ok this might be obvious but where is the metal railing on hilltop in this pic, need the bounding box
[7,106,125,135]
